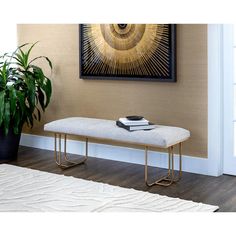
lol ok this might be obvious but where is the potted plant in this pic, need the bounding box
[0,42,52,162]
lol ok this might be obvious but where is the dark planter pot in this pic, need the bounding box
[0,126,22,162]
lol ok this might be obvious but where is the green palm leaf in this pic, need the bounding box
[0,42,52,135]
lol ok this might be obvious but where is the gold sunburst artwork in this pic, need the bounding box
[79,24,176,82]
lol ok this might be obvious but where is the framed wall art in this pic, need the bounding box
[79,24,176,82]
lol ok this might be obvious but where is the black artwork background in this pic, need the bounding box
[79,24,176,82]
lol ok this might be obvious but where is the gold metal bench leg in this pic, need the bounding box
[179,142,182,179]
[54,133,88,169]
[145,143,183,187]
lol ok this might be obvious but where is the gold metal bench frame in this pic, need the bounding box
[54,133,183,186]
[145,143,182,187]
[54,134,88,169]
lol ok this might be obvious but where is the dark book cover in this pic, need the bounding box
[116,121,156,131]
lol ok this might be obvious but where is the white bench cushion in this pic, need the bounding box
[44,117,190,148]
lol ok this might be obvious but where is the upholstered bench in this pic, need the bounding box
[44,117,190,187]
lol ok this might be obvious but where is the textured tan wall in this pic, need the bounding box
[17,24,208,157]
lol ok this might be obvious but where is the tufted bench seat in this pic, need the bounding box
[44,117,190,187]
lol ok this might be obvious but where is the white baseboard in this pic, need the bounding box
[20,133,219,177]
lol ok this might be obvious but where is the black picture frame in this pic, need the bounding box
[79,24,176,82]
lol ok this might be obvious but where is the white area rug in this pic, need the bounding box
[0,164,218,212]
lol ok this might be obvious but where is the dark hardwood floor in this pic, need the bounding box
[4,145,236,212]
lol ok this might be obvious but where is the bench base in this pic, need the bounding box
[53,133,182,187]
[145,144,182,187]
[54,134,88,169]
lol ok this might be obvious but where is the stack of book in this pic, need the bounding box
[116,117,156,131]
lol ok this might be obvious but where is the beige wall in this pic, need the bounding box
[17,24,208,157]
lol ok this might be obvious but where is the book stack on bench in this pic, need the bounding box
[116,116,156,131]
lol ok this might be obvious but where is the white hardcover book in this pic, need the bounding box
[119,117,149,126]
[128,124,156,131]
